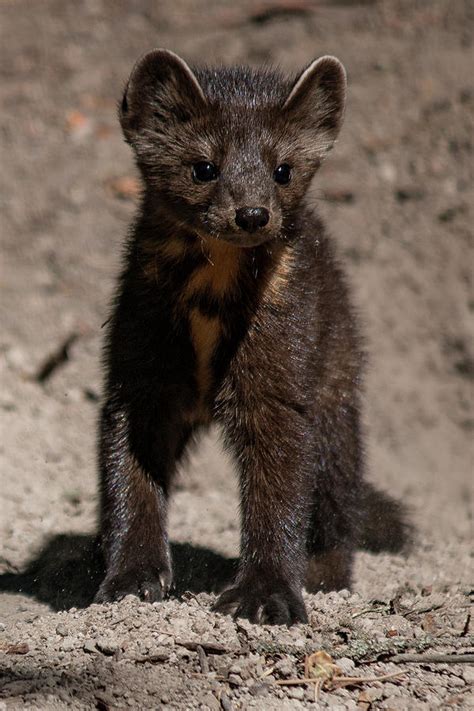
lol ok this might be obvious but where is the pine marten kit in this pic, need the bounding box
[95,49,410,625]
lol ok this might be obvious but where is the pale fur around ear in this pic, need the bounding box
[120,49,207,137]
[283,56,347,155]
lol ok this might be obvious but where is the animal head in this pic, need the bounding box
[121,49,346,247]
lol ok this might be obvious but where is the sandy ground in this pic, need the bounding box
[1,0,473,708]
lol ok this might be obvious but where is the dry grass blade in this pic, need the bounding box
[328,671,405,689]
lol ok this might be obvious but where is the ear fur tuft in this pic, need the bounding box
[120,48,207,138]
[283,55,347,154]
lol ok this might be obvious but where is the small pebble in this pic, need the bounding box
[248,682,269,697]
[337,656,356,675]
[228,673,242,686]
[448,674,465,687]
[463,666,474,685]
[275,658,294,677]
[359,688,383,702]
[383,683,403,698]
[61,638,75,652]
[287,686,305,700]
[200,693,220,710]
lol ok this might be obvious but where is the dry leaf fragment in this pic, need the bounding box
[305,650,341,681]
[105,176,141,201]
[421,612,436,634]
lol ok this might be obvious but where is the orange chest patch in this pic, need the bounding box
[182,238,242,301]
[188,308,221,405]
[182,238,241,410]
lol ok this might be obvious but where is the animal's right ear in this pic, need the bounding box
[282,56,346,156]
[120,49,207,138]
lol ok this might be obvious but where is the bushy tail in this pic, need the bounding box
[357,482,414,554]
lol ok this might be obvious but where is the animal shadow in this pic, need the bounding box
[0,534,237,611]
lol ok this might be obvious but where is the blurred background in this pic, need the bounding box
[1,0,472,605]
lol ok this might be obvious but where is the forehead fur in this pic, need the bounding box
[192,66,292,109]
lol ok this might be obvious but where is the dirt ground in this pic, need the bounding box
[1,0,473,708]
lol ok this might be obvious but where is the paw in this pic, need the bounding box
[213,578,307,626]
[95,567,172,604]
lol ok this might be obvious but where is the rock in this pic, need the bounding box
[96,638,119,655]
[383,683,403,698]
[83,639,97,654]
[192,620,208,635]
[248,682,269,697]
[228,673,243,686]
[274,658,294,677]
[56,623,69,637]
[359,688,383,703]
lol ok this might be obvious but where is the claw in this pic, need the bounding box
[95,567,172,604]
[213,580,307,626]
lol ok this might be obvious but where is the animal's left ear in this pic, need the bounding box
[283,56,346,155]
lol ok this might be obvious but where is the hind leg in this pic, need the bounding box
[306,548,354,593]
[305,410,363,593]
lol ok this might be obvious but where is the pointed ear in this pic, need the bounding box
[120,49,207,137]
[283,56,346,155]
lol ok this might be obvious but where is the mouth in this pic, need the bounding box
[200,227,274,249]
[219,233,272,248]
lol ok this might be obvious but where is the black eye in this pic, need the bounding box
[274,163,292,185]
[192,161,218,183]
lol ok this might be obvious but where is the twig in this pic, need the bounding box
[314,679,322,701]
[461,613,471,637]
[390,653,474,664]
[352,605,390,619]
[405,601,444,618]
[260,666,275,679]
[175,639,231,654]
[134,652,169,664]
[35,333,78,383]
[197,645,209,674]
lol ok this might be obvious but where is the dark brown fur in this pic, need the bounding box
[95,50,411,624]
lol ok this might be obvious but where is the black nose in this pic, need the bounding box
[235,207,270,232]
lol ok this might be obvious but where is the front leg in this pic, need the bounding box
[95,391,188,603]
[214,398,312,625]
